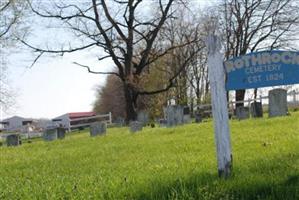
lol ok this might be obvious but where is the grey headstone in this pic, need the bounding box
[137,111,149,126]
[269,89,288,117]
[43,129,58,141]
[250,102,263,118]
[158,119,167,127]
[130,121,143,133]
[236,106,250,120]
[194,113,202,123]
[183,106,190,115]
[165,105,184,127]
[57,128,66,139]
[90,122,107,137]
[114,117,125,127]
[183,106,191,123]
[6,134,21,147]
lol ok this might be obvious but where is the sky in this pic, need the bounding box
[0,0,220,120]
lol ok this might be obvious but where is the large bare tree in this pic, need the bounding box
[23,0,199,122]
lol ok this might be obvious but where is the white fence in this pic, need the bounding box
[195,91,299,113]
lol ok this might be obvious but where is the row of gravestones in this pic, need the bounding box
[131,105,195,132]
[4,122,107,147]
[236,88,288,120]
[6,88,288,146]
[128,106,192,132]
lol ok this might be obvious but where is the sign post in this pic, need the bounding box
[206,35,232,178]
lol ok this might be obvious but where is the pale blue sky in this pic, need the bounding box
[0,0,215,120]
[4,48,113,119]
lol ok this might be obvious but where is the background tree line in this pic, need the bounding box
[5,0,297,122]
[93,0,299,121]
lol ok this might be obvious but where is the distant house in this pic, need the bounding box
[52,112,97,131]
[0,116,35,132]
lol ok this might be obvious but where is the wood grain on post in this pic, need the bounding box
[206,35,233,178]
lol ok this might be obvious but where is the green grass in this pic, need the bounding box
[0,113,299,200]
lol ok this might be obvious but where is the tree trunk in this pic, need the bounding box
[123,83,138,123]
[235,89,246,108]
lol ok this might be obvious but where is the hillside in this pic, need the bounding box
[0,113,299,200]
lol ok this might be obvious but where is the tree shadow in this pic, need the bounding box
[134,154,299,200]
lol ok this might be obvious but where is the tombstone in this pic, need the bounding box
[129,121,143,133]
[165,105,184,127]
[235,106,250,120]
[194,113,202,123]
[269,88,288,117]
[158,119,167,127]
[6,134,21,147]
[90,122,107,137]
[137,111,149,126]
[183,106,191,123]
[57,128,66,139]
[250,102,263,118]
[43,128,58,141]
[114,117,125,127]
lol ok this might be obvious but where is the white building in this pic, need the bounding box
[0,116,35,132]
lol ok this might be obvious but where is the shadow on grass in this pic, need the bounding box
[134,154,299,200]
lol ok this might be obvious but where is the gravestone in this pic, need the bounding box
[158,119,167,127]
[43,128,58,141]
[57,128,66,139]
[183,106,191,123]
[130,121,143,133]
[90,122,106,137]
[137,111,149,126]
[250,102,263,118]
[194,113,202,123]
[6,134,21,147]
[114,117,125,127]
[236,106,250,120]
[269,89,288,117]
[165,105,184,127]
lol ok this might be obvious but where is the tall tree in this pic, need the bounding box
[220,0,299,107]
[0,0,29,113]
[23,0,198,122]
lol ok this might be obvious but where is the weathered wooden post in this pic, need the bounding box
[206,35,232,178]
[109,112,112,124]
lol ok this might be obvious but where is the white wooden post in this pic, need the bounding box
[109,112,112,124]
[206,35,232,178]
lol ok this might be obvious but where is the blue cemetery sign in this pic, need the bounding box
[225,50,299,90]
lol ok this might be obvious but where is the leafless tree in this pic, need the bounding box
[220,0,299,107]
[0,0,29,113]
[154,6,205,108]
[23,0,200,122]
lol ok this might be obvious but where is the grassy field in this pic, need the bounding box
[0,113,299,200]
